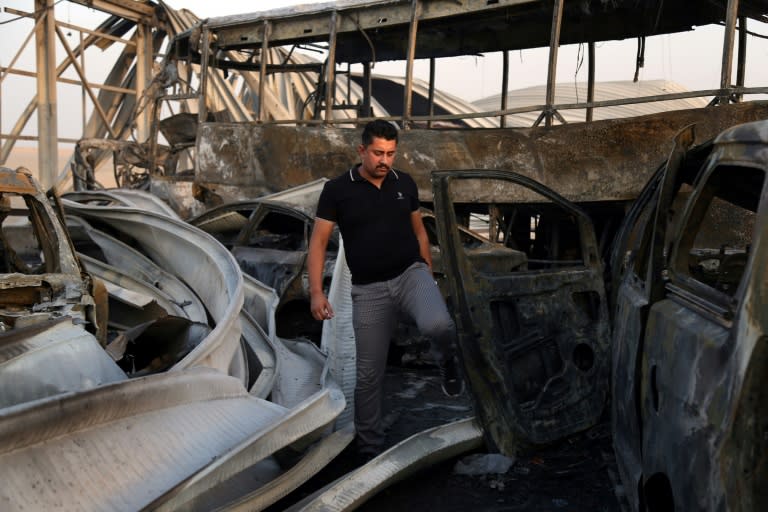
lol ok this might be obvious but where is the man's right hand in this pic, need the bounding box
[310,291,335,321]
[308,218,336,321]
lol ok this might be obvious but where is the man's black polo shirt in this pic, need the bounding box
[316,165,424,285]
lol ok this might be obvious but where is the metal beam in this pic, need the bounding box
[736,16,747,102]
[4,7,137,46]
[0,13,134,168]
[198,27,210,124]
[587,43,595,122]
[501,51,509,128]
[212,0,537,49]
[0,11,43,86]
[258,21,270,122]
[427,57,436,129]
[84,32,139,139]
[67,0,155,23]
[362,61,372,119]
[324,11,339,124]
[35,0,58,188]
[719,0,739,103]
[0,66,136,95]
[402,0,421,128]
[135,22,153,141]
[0,134,80,144]
[543,0,564,127]
[55,23,117,139]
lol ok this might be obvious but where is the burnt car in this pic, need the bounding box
[190,181,525,344]
[0,167,106,338]
[188,181,336,341]
[431,119,767,512]
[608,121,766,512]
[0,166,117,407]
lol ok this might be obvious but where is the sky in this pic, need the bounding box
[2,0,768,144]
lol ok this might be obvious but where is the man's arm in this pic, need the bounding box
[308,217,336,320]
[410,210,433,271]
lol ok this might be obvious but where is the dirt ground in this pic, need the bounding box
[269,364,626,512]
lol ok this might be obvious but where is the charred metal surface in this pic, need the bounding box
[193,102,768,205]
[206,0,768,63]
[0,166,103,339]
[431,169,610,455]
[73,138,178,190]
[610,119,768,511]
[189,195,337,343]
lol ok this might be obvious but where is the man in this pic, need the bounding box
[308,119,463,460]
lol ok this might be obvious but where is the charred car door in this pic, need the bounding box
[611,121,767,512]
[432,170,610,456]
[609,125,704,510]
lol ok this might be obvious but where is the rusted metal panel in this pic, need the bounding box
[196,123,267,187]
[205,0,768,63]
[0,168,38,195]
[194,102,768,205]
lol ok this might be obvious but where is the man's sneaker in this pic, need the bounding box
[439,356,465,397]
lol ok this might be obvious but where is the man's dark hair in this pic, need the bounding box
[361,120,398,146]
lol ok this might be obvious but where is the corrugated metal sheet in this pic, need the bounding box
[61,199,245,376]
[0,318,127,409]
[0,367,288,511]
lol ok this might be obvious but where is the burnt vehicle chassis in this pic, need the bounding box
[430,118,767,512]
[608,121,767,512]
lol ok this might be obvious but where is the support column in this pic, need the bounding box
[719,0,739,104]
[258,20,270,122]
[35,0,57,188]
[543,0,564,127]
[402,0,421,129]
[324,11,339,124]
[198,27,210,124]
[135,22,153,142]
[736,16,747,102]
[361,61,372,121]
[427,57,435,129]
[501,51,509,128]
[587,42,595,122]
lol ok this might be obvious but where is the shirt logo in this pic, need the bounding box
[396,192,405,200]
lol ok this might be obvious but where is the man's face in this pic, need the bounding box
[358,136,397,181]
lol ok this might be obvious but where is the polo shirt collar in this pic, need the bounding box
[348,164,400,182]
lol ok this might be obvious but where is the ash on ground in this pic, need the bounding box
[271,363,625,512]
